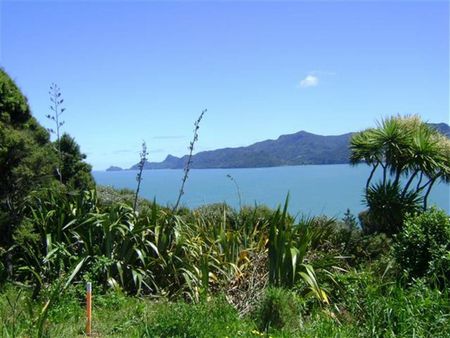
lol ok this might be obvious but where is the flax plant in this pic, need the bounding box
[268,196,330,303]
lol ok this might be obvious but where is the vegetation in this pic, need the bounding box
[46,83,66,183]
[0,69,57,252]
[173,109,206,211]
[394,208,450,284]
[134,141,148,212]
[1,68,450,337]
[351,115,450,234]
[56,133,94,190]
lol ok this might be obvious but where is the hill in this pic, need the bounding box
[120,122,449,170]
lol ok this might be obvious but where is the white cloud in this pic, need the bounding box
[300,75,319,88]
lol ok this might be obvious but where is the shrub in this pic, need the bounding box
[329,271,450,337]
[363,181,421,235]
[193,203,238,227]
[359,279,450,337]
[394,208,450,284]
[254,287,303,332]
[330,224,392,267]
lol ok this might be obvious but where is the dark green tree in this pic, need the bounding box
[0,69,94,277]
[0,69,58,275]
[56,133,94,190]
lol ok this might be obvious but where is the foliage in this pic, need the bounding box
[142,297,256,338]
[0,68,58,259]
[8,184,342,320]
[254,287,303,332]
[268,197,331,305]
[350,115,450,235]
[331,271,450,337]
[3,273,449,338]
[394,208,450,284]
[342,208,358,230]
[268,198,301,288]
[1,187,449,337]
[0,68,32,124]
[97,185,139,207]
[10,187,271,301]
[363,181,421,235]
[336,227,391,267]
[56,133,94,190]
[15,188,165,295]
[0,69,93,252]
[0,262,84,338]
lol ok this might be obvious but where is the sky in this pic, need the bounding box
[1,0,449,170]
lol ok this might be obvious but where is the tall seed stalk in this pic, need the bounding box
[46,83,66,183]
[173,109,207,211]
[134,141,148,212]
[226,174,242,211]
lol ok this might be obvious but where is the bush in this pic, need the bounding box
[362,181,421,235]
[328,271,450,337]
[193,203,238,227]
[305,214,391,269]
[394,208,450,284]
[359,279,450,337]
[254,287,303,332]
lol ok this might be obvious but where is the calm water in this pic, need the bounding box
[93,164,450,218]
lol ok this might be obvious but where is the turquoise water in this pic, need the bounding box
[93,164,450,218]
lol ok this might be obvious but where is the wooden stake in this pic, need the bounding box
[86,282,92,336]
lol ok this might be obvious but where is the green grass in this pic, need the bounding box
[0,285,258,337]
[1,277,450,337]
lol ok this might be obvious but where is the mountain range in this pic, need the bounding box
[107,123,450,171]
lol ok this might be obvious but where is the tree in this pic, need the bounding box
[56,133,94,190]
[0,68,58,275]
[0,69,94,273]
[350,115,450,234]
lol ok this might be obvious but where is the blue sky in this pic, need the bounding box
[1,0,448,170]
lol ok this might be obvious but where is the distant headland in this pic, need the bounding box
[107,123,450,171]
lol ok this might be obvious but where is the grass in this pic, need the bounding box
[0,285,258,337]
[1,275,450,337]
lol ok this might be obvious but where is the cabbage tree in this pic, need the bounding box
[350,115,450,233]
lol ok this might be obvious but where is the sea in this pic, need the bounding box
[93,164,450,218]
